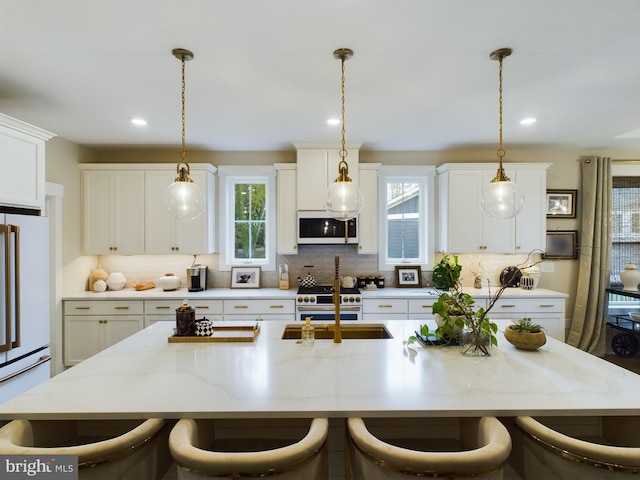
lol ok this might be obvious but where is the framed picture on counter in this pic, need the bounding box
[543,230,579,259]
[546,189,577,218]
[395,266,422,288]
[231,266,261,288]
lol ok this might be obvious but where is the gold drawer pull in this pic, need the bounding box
[379,304,393,308]
[75,306,90,310]
[540,304,555,308]
[155,306,171,309]
[270,305,284,309]
[421,304,433,308]
[500,304,516,308]
[234,305,249,309]
[115,306,130,310]
[195,305,209,309]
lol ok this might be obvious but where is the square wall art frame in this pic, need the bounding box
[546,189,577,218]
[395,266,422,288]
[543,230,579,259]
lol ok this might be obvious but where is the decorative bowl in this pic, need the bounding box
[504,325,547,351]
[106,272,127,291]
[158,273,181,291]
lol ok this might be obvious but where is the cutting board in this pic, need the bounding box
[168,323,260,343]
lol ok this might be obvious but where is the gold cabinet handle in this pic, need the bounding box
[540,304,555,308]
[195,305,209,309]
[115,306,129,310]
[270,305,284,309]
[234,305,248,309]
[378,304,393,308]
[75,306,91,310]
[500,304,516,308]
[155,306,171,310]
[421,304,433,309]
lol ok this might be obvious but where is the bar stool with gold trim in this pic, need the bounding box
[0,418,172,479]
[169,417,329,479]
[347,417,512,479]
[507,416,640,479]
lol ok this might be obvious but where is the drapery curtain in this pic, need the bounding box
[566,156,612,355]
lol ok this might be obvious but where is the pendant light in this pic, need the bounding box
[480,47,524,220]
[164,48,204,221]
[324,48,363,221]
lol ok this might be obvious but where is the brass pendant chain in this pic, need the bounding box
[180,55,187,166]
[340,55,347,163]
[497,54,504,163]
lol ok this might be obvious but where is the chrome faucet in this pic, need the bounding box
[333,255,342,343]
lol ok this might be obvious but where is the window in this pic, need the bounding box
[218,166,276,271]
[611,175,640,285]
[378,166,435,271]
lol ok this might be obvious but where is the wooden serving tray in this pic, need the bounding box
[168,323,260,343]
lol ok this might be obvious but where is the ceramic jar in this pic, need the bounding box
[621,263,640,292]
[88,265,108,291]
[106,272,127,291]
[157,273,181,291]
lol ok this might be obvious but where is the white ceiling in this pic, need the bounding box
[2,0,640,152]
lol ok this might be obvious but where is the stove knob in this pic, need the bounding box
[297,296,303,303]
[355,296,361,303]
[348,296,355,303]
[310,297,315,303]
[304,296,310,303]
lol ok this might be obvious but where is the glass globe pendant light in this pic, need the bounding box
[324,48,363,221]
[481,48,524,220]
[164,48,204,221]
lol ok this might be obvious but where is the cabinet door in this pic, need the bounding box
[83,170,145,254]
[514,169,547,252]
[480,169,515,253]
[103,317,144,348]
[64,317,103,366]
[440,170,484,253]
[296,150,328,210]
[276,165,298,254]
[358,165,379,254]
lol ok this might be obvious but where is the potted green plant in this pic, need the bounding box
[503,318,546,350]
[431,254,462,290]
[408,266,507,356]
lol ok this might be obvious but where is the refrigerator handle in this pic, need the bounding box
[0,224,19,354]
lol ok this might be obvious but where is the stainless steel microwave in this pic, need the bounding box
[297,211,358,244]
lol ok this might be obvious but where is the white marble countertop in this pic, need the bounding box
[0,319,635,420]
[62,286,568,301]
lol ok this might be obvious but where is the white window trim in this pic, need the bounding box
[377,165,435,272]
[218,165,276,272]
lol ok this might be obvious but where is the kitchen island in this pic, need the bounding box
[1,319,638,420]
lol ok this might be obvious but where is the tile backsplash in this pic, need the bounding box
[93,247,543,291]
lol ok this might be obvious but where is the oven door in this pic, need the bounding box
[297,305,361,322]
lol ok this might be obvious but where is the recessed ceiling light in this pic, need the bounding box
[130,118,147,126]
[326,118,340,126]
[520,117,537,126]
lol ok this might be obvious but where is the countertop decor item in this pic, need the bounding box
[106,272,127,291]
[130,281,156,291]
[157,273,181,291]
[621,263,640,292]
[92,279,107,292]
[88,265,108,291]
[431,254,461,290]
[504,318,546,350]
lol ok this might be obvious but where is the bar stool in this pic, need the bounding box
[169,417,329,479]
[507,416,640,479]
[347,417,512,479]
[0,418,172,479]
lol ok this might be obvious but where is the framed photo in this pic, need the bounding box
[546,189,577,218]
[395,266,422,288]
[231,266,261,288]
[543,231,578,259]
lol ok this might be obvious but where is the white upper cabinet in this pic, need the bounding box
[82,168,145,255]
[275,163,297,254]
[0,113,55,210]
[437,163,550,254]
[295,145,360,211]
[145,165,216,254]
[81,163,216,255]
[357,163,381,254]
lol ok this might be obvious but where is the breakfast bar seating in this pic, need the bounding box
[169,417,329,479]
[0,418,173,479]
[346,416,512,479]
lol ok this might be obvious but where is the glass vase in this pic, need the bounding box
[460,325,492,357]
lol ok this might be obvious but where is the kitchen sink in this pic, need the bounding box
[281,323,393,340]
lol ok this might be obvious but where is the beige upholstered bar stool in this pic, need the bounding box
[0,418,172,479]
[347,417,512,479]
[169,417,329,479]
[507,416,640,479]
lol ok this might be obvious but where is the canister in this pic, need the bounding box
[175,300,196,336]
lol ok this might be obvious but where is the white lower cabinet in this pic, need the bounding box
[144,299,223,327]
[223,299,295,322]
[485,295,565,341]
[64,300,144,366]
[363,298,408,321]
[408,298,438,321]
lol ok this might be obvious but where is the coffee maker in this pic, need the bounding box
[187,264,208,292]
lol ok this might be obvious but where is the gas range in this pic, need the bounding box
[296,285,362,305]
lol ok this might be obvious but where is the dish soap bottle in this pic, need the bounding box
[301,316,315,346]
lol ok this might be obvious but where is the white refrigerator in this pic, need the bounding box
[0,212,51,404]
